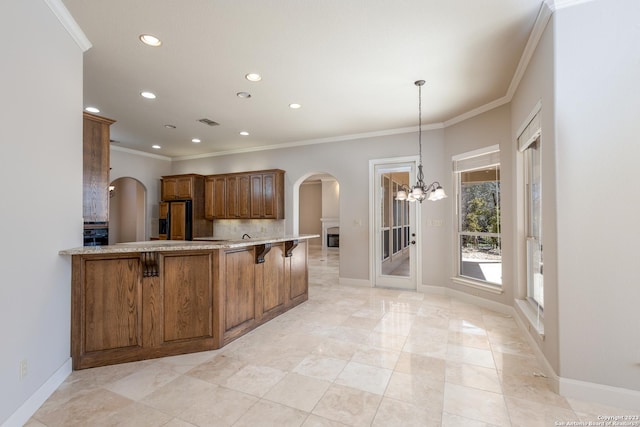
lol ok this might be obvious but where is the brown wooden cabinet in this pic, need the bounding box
[161,174,200,201]
[226,174,251,218]
[160,252,214,344]
[216,240,308,345]
[69,239,308,369]
[83,112,115,223]
[71,250,215,369]
[219,247,257,342]
[250,171,284,219]
[160,174,212,239]
[204,175,226,219]
[204,169,284,220]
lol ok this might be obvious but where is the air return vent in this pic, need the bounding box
[198,118,220,126]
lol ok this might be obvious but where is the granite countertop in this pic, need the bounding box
[59,235,319,255]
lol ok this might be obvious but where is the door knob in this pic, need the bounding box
[411,240,416,245]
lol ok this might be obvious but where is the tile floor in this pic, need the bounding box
[26,246,637,426]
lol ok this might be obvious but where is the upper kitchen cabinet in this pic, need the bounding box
[204,175,226,219]
[205,169,284,220]
[83,112,115,223]
[225,173,251,219]
[250,170,284,219]
[161,174,203,201]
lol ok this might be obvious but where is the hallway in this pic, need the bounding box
[26,246,635,426]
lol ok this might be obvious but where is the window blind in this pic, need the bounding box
[518,112,541,152]
[453,146,500,173]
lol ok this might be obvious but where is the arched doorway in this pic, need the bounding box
[294,172,340,248]
[109,177,146,244]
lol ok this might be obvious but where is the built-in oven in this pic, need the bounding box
[83,225,109,246]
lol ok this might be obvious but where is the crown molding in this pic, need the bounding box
[443,95,512,128]
[111,144,172,161]
[173,123,445,161]
[505,2,554,100]
[43,0,92,52]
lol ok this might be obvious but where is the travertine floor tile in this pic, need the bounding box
[443,383,510,426]
[312,384,381,427]
[233,400,308,427]
[334,361,393,395]
[263,372,332,412]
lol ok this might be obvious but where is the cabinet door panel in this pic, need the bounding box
[262,173,276,218]
[226,176,238,218]
[237,175,251,218]
[290,241,308,300]
[84,257,142,352]
[169,202,186,240]
[83,115,111,222]
[176,177,193,199]
[262,245,285,313]
[250,175,263,218]
[162,178,177,200]
[162,253,213,342]
[224,248,255,331]
[205,176,226,219]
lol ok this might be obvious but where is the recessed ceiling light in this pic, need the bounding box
[164,124,176,129]
[141,91,156,99]
[152,145,161,149]
[289,103,302,109]
[85,106,100,113]
[139,34,162,47]
[236,92,251,98]
[192,138,201,143]
[245,73,262,82]
[239,131,249,136]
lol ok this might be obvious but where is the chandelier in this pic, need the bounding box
[396,80,447,203]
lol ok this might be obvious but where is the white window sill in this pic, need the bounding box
[515,299,545,338]
[451,277,504,295]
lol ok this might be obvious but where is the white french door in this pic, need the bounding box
[370,158,419,290]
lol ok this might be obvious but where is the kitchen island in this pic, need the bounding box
[60,235,317,370]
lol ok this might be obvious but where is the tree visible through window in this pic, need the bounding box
[454,147,501,286]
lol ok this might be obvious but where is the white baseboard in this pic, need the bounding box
[559,376,640,412]
[338,277,371,287]
[2,358,72,427]
[422,284,640,410]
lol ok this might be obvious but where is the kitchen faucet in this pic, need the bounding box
[242,233,251,240]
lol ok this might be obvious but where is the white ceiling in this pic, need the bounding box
[62,0,543,158]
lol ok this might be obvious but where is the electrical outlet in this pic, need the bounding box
[19,359,28,379]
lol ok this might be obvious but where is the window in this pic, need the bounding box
[517,108,543,328]
[525,137,543,308]
[454,147,502,286]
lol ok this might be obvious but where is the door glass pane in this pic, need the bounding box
[379,170,411,277]
[382,230,389,260]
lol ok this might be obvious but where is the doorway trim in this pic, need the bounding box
[369,156,422,290]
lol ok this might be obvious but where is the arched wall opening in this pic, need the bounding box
[108,177,147,244]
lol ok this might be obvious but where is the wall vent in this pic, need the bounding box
[198,118,220,126]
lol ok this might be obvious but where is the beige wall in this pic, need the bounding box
[299,181,322,245]
[553,0,640,399]
[0,0,84,423]
[321,179,340,219]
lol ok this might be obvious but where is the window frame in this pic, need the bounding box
[452,145,502,290]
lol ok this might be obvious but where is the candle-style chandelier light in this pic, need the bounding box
[395,80,447,203]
